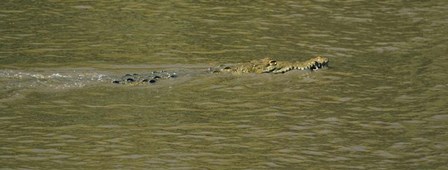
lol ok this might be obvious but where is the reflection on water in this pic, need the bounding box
[1,1,448,169]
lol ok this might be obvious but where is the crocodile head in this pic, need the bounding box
[271,56,329,73]
[215,56,329,74]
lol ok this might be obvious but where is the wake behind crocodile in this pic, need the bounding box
[0,56,329,91]
[0,67,194,90]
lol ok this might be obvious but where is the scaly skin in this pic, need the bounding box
[271,56,329,73]
[216,56,329,74]
[112,71,177,85]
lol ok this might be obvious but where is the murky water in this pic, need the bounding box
[1,1,448,169]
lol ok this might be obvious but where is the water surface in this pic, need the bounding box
[1,1,448,169]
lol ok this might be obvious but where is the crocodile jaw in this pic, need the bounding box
[271,56,329,74]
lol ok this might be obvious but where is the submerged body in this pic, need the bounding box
[112,71,177,85]
[113,56,329,85]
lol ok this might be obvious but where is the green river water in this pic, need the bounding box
[1,1,448,169]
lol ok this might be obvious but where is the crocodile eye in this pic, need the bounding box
[269,60,277,66]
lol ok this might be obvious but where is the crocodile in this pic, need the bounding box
[112,56,329,85]
[213,56,329,74]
